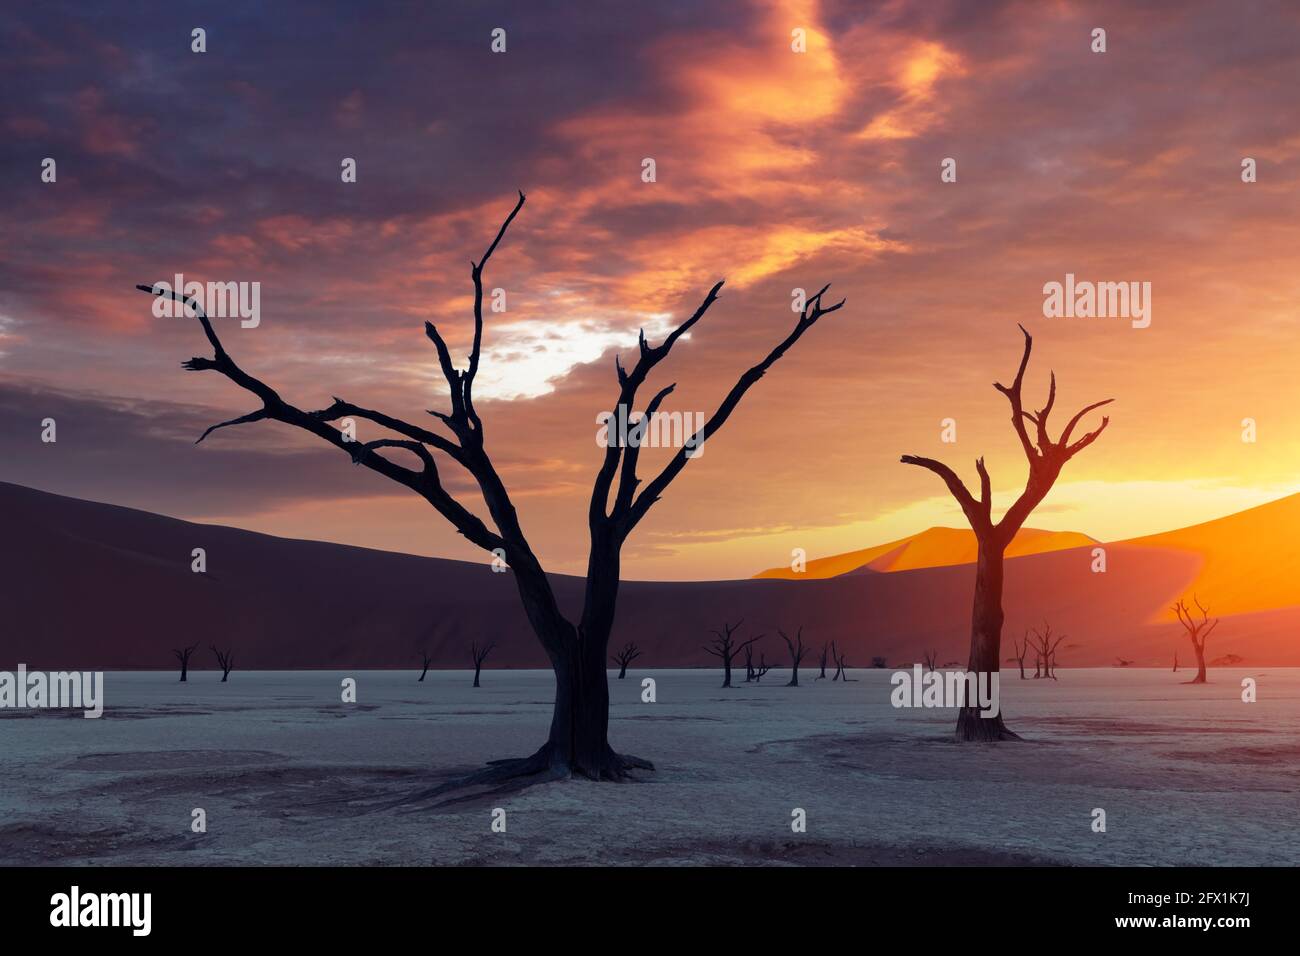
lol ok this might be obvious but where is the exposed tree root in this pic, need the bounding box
[955,711,1023,742]
[355,743,655,813]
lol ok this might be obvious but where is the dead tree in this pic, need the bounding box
[816,642,831,680]
[871,656,888,668]
[835,645,858,681]
[210,645,234,682]
[743,641,760,683]
[779,627,810,686]
[1027,623,1066,680]
[471,642,494,688]
[173,643,198,683]
[703,620,760,689]
[136,191,844,788]
[1172,596,1218,684]
[901,326,1111,740]
[830,640,844,681]
[418,649,433,682]
[610,642,641,680]
[752,653,771,682]
[1006,631,1029,679]
[1114,657,1133,667]
[922,649,939,672]
[1173,649,1179,672]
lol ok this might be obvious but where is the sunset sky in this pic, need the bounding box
[3,0,1300,580]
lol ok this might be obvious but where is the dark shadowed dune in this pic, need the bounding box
[2,480,1294,669]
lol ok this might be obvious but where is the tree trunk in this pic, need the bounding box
[617,662,627,679]
[955,543,1018,741]
[473,665,482,688]
[1189,641,1207,684]
[221,671,229,683]
[721,658,732,688]
[787,663,799,687]
[179,662,188,683]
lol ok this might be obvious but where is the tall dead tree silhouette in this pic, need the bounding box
[743,640,760,683]
[470,642,494,688]
[610,642,641,679]
[703,620,760,689]
[418,649,433,682]
[173,643,198,682]
[901,326,1111,740]
[830,640,844,681]
[210,645,234,682]
[779,627,810,686]
[137,191,843,788]
[816,642,830,680]
[1173,596,1218,684]
[922,649,939,671]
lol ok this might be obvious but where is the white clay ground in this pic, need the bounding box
[2,668,1295,866]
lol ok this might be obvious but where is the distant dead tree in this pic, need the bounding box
[173,643,198,683]
[1006,632,1029,680]
[779,627,810,686]
[752,653,772,682]
[138,190,845,789]
[470,642,494,688]
[902,326,1111,740]
[704,620,761,689]
[871,656,888,668]
[816,642,831,680]
[610,642,641,680]
[832,643,857,681]
[1028,623,1066,680]
[1173,649,1179,672]
[1172,596,1218,684]
[743,641,760,683]
[839,653,858,681]
[210,645,234,683]
[922,649,939,671]
[1114,657,1133,667]
[417,648,433,682]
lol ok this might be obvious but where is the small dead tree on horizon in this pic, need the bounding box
[779,627,810,687]
[471,642,494,688]
[831,642,857,681]
[922,649,939,672]
[752,652,772,682]
[830,640,844,681]
[1173,596,1218,684]
[901,326,1112,740]
[417,648,433,682]
[210,645,234,683]
[1173,648,1179,672]
[137,190,845,790]
[610,642,641,680]
[173,643,198,683]
[703,620,760,689]
[743,640,761,683]
[1006,631,1029,680]
[1027,623,1066,680]
[816,642,831,680]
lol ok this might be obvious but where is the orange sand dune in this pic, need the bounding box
[1119,493,1300,619]
[753,527,1097,579]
